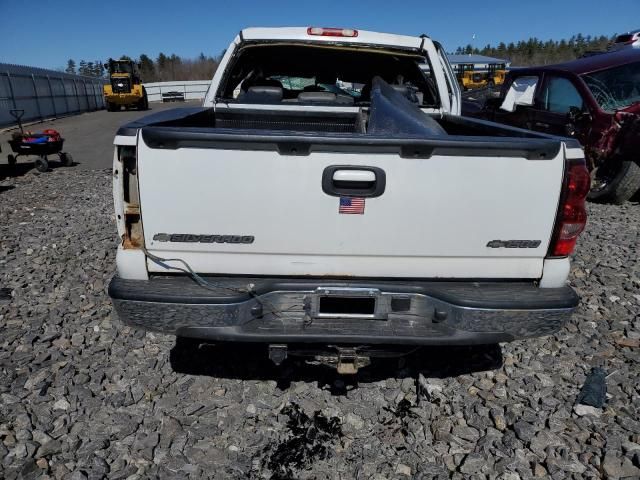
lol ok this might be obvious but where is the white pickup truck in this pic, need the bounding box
[109,27,589,372]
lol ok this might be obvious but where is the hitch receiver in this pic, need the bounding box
[316,347,371,374]
[268,344,288,366]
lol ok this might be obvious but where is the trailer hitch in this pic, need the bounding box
[268,344,288,366]
[315,347,371,375]
[268,344,371,374]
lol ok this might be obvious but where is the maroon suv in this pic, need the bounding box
[475,49,640,203]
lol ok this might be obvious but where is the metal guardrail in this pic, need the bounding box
[0,63,106,128]
[143,81,210,103]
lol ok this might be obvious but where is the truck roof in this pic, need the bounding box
[240,27,427,50]
[514,49,640,76]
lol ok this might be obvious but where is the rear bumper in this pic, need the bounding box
[106,93,141,104]
[109,276,579,345]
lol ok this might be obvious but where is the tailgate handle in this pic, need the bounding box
[322,165,386,198]
[333,170,376,182]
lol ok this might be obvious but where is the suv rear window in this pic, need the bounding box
[218,43,439,108]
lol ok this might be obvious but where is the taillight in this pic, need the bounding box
[307,27,358,37]
[548,159,590,257]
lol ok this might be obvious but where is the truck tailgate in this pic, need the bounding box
[136,130,564,279]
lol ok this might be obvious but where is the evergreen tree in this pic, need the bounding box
[78,60,88,76]
[65,59,76,75]
[139,54,156,82]
[93,60,105,78]
[156,53,168,80]
[157,53,168,69]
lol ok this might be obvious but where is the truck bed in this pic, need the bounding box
[117,96,573,164]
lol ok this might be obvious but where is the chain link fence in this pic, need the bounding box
[0,63,107,128]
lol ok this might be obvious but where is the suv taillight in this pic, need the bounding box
[548,159,590,257]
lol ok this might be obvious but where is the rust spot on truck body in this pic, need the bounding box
[118,145,143,249]
[122,213,143,249]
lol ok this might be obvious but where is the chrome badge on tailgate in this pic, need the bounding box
[486,240,542,248]
[152,233,255,244]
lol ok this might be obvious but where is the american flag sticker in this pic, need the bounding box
[339,196,365,214]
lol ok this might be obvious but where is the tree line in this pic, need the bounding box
[62,33,617,80]
[64,52,221,81]
[454,34,616,66]
[65,59,105,77]
[139,52,220,82]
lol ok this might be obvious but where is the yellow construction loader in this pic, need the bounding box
[103,58,148,112]
[457,63,507,91]
[457,64,487,91]
[487,63,507,88]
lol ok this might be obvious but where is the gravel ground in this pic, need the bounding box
[1,168,639,480]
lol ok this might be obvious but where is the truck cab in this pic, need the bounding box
[203,27,461,115]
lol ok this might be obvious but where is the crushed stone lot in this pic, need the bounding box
[1,168,639,480]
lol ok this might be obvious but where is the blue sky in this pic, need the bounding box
[1,0,639,70]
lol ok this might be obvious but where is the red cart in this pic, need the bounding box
[7,110,73,172]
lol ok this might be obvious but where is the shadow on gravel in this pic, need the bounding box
[261,402,343,478]
[0,163,33,180]
[0,159,78,181]
[0,287,11,302]
[170,339,503,393]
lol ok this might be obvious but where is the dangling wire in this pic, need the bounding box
[140,246,285,318]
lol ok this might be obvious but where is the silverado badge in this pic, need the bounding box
[153,233,255,244]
